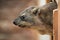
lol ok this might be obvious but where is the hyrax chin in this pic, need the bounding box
[13,0,57,35]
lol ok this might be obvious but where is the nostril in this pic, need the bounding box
[13,21,15,24]
[13,21,17,25]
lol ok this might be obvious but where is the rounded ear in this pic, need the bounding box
[32,8,40,15]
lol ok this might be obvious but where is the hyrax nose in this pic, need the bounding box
[13,21,17,25]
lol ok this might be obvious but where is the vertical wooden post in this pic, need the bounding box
[53,9,58,40]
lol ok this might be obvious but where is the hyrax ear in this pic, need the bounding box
[32,8,40,15]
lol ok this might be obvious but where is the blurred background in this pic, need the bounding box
[0,0,58,40]
[0,0,39,40]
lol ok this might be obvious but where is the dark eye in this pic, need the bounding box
[20,15,25,21]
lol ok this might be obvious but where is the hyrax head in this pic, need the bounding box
[13,6,40,28]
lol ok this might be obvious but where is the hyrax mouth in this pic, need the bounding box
[18,24,31,28]
[17,21,33,28]
[18,25,26,28]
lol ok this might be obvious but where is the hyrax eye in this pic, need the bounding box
[20,15,25,20]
